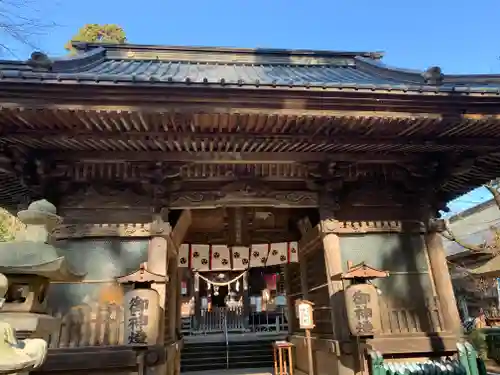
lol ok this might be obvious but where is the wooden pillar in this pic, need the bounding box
[147,214,171,344]
[318,201,348,340]
[425,221,462,334]
[194,272,201,330]
[175,268,183,375]
[283,264,295,334]
[168,258,178,341]
[147,212,171,375]
[298,247,309,300]
[170,210,192,375]
[177,268,184,334]
[242,271,250,330]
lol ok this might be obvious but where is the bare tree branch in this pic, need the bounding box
[0,0,58,56]
[485,180,500,210]
[444,178,500,296]
[442,179,500,253]
[441,227,488,252]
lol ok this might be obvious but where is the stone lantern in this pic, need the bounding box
[0,200,84,340]
[0,272,48,374]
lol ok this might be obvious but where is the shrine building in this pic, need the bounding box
[0,42,500,375]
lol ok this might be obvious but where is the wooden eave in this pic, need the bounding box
[1,46,500,212]
[4,80,500,109]
[116,265,166,284]
[0,97,500,212]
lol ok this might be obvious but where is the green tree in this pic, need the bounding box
[0,208,24,241]
[64,24,127,54]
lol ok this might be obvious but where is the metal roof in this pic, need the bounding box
[1,43,500,94]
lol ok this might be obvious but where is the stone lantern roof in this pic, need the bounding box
[0,200,84,281]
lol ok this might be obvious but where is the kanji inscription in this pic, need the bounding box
[344,284,381,336]
[123,289,160,345]
[128,296,149,344]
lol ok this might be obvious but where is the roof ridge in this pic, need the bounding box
[355,57,428,85]
[73,42,385,60]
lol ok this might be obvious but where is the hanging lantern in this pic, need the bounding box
[235,280,240,292]
[214,286,219,296]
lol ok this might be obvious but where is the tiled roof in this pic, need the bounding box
[1,43,500,94]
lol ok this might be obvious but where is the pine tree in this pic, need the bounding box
[64,24,127,55]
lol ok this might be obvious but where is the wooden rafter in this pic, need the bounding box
[4,131,499,150]
[49,151,421,163]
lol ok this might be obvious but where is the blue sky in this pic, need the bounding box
[3,0,499,214]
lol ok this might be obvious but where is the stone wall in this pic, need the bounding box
[47,238,148,314]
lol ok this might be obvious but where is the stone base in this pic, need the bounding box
[0,313,59,341]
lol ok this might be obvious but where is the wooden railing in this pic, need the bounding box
[379,297,443,334]
[184,307,288,335]
[49,303,124,348]
[196,307,246,333]
[249,309,288,333]
[47,297,441,348]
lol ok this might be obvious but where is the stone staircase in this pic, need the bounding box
[228,340,274,369]
[181,339,274,372]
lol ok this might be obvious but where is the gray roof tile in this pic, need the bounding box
[1,43,500,94]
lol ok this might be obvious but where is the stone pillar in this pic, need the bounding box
[318,200,348,340]
[425,220,462,334]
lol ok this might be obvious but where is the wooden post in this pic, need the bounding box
[175,268,183,375]
[318,201,348,340]
[305,328,314,375]
[298,247,309,300]
[177,268,183,333]
[242,271,250,330]
[283,265,295,334]
[425,222,462,334]
[296,300,315,375]
[168,259,178,341]
[194,273,201,330]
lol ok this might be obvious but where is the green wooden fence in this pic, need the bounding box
[369,343,486,375]
[484,327,500,363]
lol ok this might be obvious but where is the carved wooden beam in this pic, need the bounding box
[52,223,166,240]
[5,131,498,150]
[320,220,427,234]
[49,151,420,163]
[169,190,318,209]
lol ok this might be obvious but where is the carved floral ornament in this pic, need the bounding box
[319,219,437,234]
[51,223,170,240]
[169,189,317,208]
